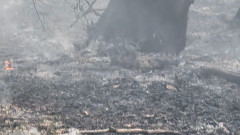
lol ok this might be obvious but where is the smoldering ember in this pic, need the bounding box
[0,0,240,135]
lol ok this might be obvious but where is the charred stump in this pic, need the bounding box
[92,0,194,54]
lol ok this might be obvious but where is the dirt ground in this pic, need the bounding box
[0,0,240,135]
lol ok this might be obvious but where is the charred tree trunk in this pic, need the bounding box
[92,0,194,55]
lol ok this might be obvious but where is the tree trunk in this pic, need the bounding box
[92,0,193,55]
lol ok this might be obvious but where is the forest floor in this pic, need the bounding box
[0,39,240,135]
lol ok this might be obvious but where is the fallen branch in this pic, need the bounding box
[77,127,181,135]
[201,68,240,85]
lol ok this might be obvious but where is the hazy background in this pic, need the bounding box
[0,0,107,60]
[0,0,239,60]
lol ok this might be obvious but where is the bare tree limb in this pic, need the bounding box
[70,0,104,28]
[32,0,45,31]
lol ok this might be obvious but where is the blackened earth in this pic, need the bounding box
[1,48,240,135]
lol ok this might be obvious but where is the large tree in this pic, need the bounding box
[92,0,194,54]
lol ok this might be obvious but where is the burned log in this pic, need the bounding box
[201,68,240,85]
[91,0,194,55]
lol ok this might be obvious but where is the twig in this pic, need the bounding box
[77,127,181,135]
[32,0,45,31]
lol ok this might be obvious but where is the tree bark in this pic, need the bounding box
[92,0,193,54]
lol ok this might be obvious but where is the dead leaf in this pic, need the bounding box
[166,84,177,90]
[123,124,132,128]
[83,111,89,115]
[145,114,155,118]
[113,84,120,89]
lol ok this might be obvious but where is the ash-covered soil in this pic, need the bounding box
[1,47,240,135]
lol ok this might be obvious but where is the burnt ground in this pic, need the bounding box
[0,0,240,135]
[0,41,240,135]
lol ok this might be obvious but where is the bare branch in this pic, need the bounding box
[32,0,45,31]
[70,0,104,28]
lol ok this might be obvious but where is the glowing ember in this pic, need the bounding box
[5,60,14,71]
